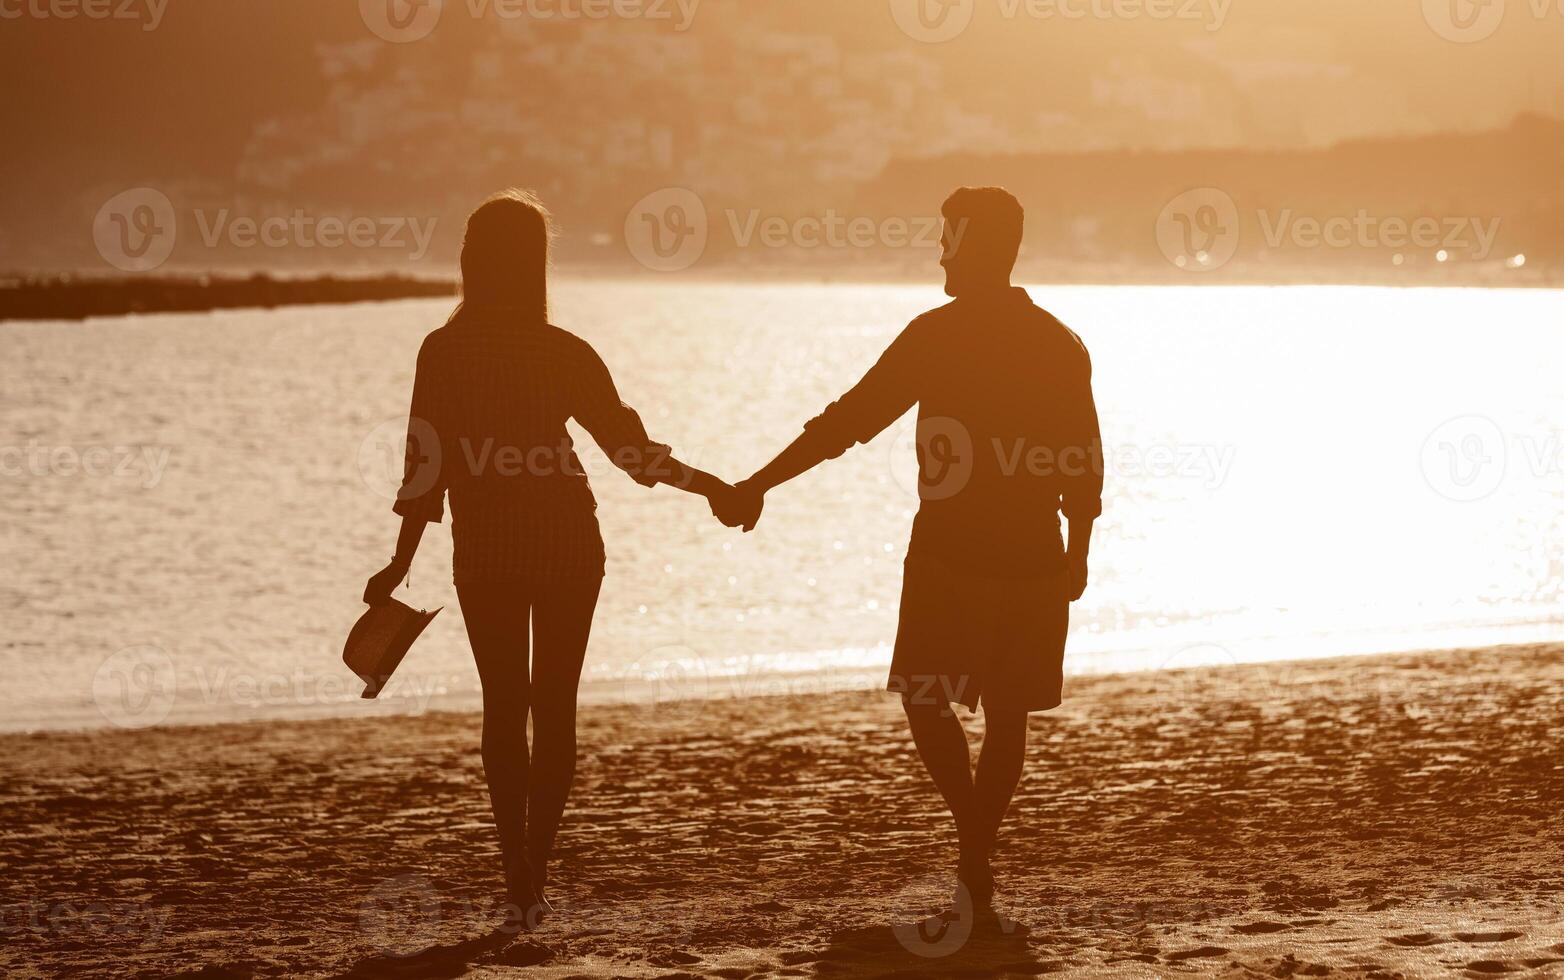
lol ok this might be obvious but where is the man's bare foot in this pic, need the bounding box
[957,852,996,910]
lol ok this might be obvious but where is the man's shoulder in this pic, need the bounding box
[902,299,962,338]
[1024,303,1091,360]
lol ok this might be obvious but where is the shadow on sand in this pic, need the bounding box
[332,928,551,979]
[812,915,1054,978]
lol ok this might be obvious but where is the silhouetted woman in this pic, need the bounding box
[364,189,736,924]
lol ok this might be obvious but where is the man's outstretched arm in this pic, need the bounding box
[731,321,926,530]
[725,427,839,530]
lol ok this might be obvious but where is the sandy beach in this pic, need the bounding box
[3,644,1562,979]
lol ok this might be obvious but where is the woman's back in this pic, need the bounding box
[395,307,669,583]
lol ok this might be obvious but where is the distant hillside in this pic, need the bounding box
[834,114,1564,283]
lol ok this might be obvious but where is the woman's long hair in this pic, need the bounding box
[455,189,553,322]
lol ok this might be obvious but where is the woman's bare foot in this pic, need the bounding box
[529,855,556,916]
[502,850,545,930]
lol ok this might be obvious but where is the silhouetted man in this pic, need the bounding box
[725,187,1104,910]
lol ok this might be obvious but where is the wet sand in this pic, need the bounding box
[3,644,1563,978]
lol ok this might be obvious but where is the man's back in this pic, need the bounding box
[802,287,1103,579]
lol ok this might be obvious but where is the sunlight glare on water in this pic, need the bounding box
[3,281,1562,730]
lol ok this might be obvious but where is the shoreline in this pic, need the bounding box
[15,625,1564,738]
[4,642,1562,977]
[3,273,1561,324]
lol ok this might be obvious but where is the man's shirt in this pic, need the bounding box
[803,287,1104,580]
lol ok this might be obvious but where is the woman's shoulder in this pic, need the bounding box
[539,322,604,363]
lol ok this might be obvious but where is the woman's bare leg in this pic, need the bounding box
[457,582,538,914]
[525,577,601,907]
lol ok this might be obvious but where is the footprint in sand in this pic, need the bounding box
[1387,933,1447,947]
[1166,946,1230,961]
[1465,961,1523,974]
[1456,932,1524,943]
[1234,921,1291,935]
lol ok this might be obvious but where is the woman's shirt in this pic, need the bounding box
[392,307,671,583]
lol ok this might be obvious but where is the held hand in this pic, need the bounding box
[709,480,764,532]
[363,559,409,606]
[731,479,765,532]
[1066,552,1089,602]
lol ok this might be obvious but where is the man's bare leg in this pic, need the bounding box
[970,708,1030,899]
[901,697,982,898]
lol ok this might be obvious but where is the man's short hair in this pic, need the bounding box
[941,186,1024,271]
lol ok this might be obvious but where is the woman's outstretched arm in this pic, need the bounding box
[574,344,744,525]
